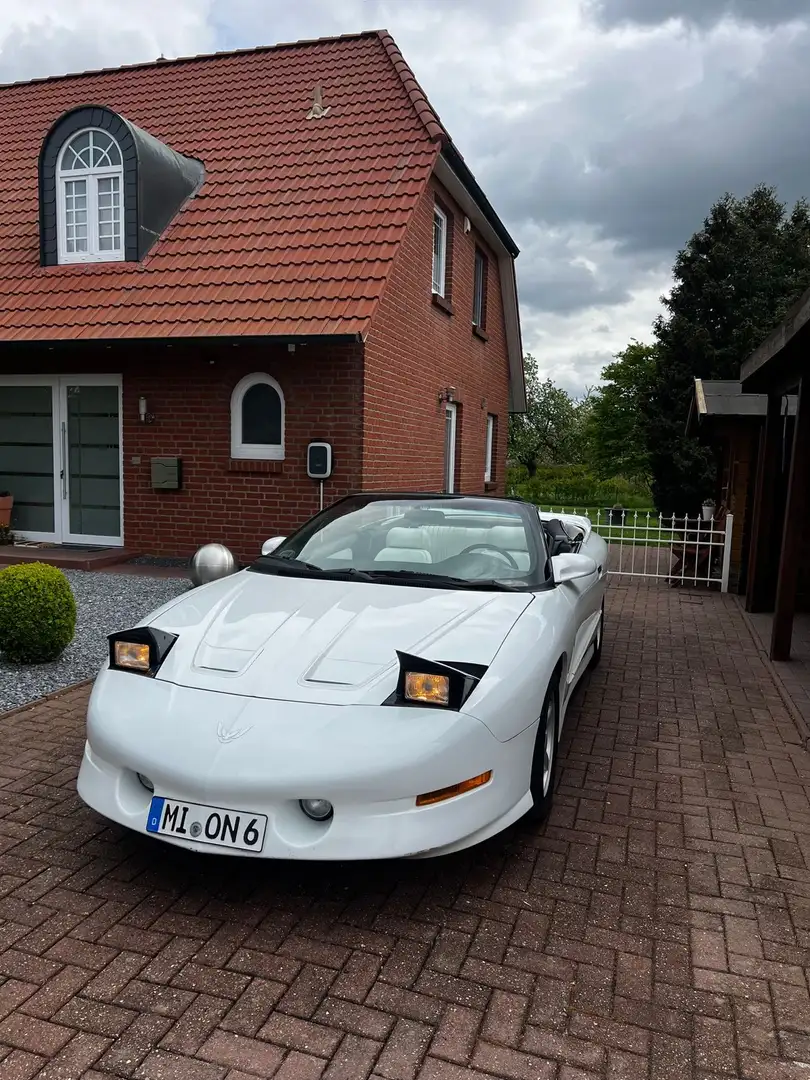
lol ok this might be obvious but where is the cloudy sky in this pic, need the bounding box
[3,0,808,395]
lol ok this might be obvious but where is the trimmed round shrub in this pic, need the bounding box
[0,563,77,664]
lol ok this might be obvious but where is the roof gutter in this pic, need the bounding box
[441,143,519,258]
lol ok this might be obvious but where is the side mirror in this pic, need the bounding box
[261,536,286,557]
[551,552,598,584]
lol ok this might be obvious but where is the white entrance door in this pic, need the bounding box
[0,375,123,546]
[444,403,457,493]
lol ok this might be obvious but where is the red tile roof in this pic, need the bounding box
[0,31,445,341]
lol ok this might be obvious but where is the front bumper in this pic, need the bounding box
[77,671,535,860]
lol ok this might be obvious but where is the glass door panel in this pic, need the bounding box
[61,382,122,544]
[0,384,57,538]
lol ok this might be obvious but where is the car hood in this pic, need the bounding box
[142,569,533,705]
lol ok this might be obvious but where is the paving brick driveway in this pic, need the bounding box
[1,582,809,1080]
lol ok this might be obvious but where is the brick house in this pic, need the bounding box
[0,30,524,562]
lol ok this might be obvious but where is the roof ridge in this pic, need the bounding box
[0,28,382,91]
[375,30,447,146]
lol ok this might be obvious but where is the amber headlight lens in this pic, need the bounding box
[404,672,450,706]
[114,641,151,672]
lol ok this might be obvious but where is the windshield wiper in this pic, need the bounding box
[256,556,375,582]
[362,570,521,591]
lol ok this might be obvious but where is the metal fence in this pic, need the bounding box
[544,508,734,591]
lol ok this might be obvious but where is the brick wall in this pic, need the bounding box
[0,340,364,560]
[362,175,511,494]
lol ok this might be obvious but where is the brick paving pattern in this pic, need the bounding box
[1,581,809,1079]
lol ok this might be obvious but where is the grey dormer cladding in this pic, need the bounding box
[38,104,205,266]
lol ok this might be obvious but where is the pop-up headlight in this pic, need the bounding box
[108,627,177,677]
[387,652,487,710]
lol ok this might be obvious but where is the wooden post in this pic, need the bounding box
[746,394,784,612]
[771,377,809,660]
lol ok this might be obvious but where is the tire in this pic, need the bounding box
[589,601,605,670]
[525,676,560,823]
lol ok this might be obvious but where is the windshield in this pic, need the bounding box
[253,494,546,589]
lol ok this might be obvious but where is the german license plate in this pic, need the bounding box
[146,796,267,852]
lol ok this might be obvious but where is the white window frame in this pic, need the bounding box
[473,249,486,328]
[484,414,495,483]
[56,128,125,265]
[432,205,447,297]
[230,372,285,460]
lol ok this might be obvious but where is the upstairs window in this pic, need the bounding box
[231,373,285,460]
[57,129,124,264]
[473,248,488,330]
[432,205,448,296]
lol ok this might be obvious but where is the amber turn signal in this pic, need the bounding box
[404,672,450,706]
[114,641,151,672]
[416,770,493,807]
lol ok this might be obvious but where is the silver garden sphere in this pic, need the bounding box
[189,543,238,587]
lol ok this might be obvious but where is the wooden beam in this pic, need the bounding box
[746,394,783,612]
[771,377,810,660]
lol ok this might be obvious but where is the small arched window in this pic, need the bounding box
[57,129,124,263]
[230,373,285,460]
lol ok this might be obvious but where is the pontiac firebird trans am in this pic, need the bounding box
[77,493,608,860]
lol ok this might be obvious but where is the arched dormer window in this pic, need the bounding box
[231,373,285,460]
[39,105,205,267]
[57,129,124,263]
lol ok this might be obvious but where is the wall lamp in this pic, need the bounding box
[438,386,456,404]
[138,396,156,424]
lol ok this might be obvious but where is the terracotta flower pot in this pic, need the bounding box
[0,495,13,529]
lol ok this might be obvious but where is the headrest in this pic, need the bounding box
[385,527,429,550]
[489,525,527,549]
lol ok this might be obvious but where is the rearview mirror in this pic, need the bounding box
[551,552,598,584]
[261,536,286,556]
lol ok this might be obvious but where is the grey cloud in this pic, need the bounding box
[482,20,810,261]
[588,0,810,29]
[516,243,633,315]
[0,20,160,84]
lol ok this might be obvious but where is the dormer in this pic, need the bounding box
[38,105,204,267]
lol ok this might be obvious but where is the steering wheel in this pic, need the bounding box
[457,543,519,569]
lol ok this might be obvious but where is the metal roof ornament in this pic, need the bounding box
[306,84,331,119]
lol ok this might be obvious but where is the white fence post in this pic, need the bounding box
[720,512,734,593]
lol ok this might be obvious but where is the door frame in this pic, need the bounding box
[0,373,123,547]
[444,402,457,493]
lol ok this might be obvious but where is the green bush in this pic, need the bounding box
[0,563,77,664]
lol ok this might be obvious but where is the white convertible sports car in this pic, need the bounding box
[77,493,608,860]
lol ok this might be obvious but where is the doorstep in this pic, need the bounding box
[0,544,137,572]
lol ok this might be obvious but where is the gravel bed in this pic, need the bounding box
[0,569,191,714]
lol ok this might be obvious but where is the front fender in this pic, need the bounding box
[461,593,569,742]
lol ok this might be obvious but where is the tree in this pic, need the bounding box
[508,354,585,474]
[644,184,810,515]
[587,341,656,483]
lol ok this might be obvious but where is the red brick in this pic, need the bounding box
[33,1032,111,1079]
[0,1050,46,1080]
[134,1049,225,1080]
[375,1019,433,1080]
[259,1013,343,1057]
[471,1042,556,1080]
[428,1004,481,1064]
[323,1034,381,1080]
[0,1013,74,1056]
[198,1030,285,1074]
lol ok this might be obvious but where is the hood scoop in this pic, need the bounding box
[194,645,254,674]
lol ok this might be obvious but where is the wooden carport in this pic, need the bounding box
[741,284,810,659]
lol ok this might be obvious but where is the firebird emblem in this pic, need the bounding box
[216,721,252,743]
